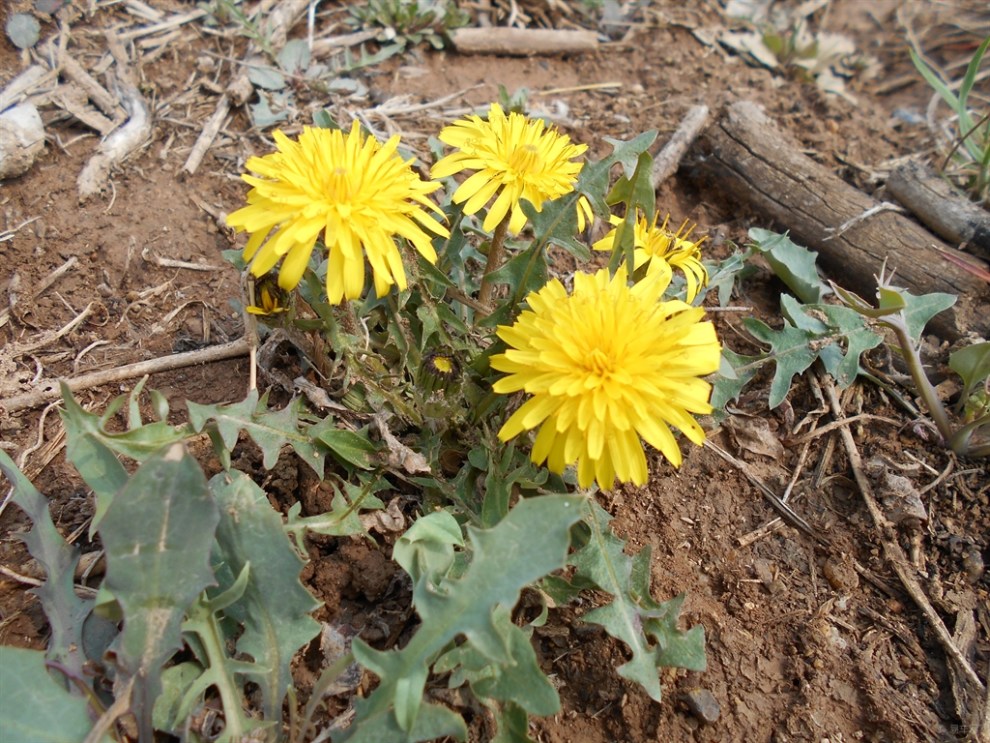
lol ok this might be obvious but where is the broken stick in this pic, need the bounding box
[651,104,709,190]
[690,100,990,341]
[448,27,598,56]
[0,338,250,415]
[886,159,990,261]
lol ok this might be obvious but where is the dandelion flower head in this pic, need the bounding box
[594,211,709,302]
[431,103,588,234]
[227,123,449,304]
[491,267,721,490]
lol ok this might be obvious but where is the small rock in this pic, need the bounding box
[681,688,720,724]
[961,548,985,584]
[0,103,45,179]
[823,557,859,592]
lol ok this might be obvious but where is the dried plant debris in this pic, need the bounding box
[718,0,879,101]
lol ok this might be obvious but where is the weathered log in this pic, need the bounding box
[886,159,990,261]
[449,28,598,56]
[689,100,990,341]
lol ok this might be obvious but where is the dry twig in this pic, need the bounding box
[704,439,825,544]
[819,374,986,699]
[650,104,709,190]
[1,338,250,415]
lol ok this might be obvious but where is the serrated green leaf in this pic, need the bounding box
[59,383,190,462]
[701,248,751,307]
[487,240,549,311]
[710,348,764,411]
[153,662,203,734]
[575,129,656,247]
[572,501,706,701]
[481,444,545,527]
[0,451,89,680]
[748,228,829,304]
[490,701,536,743]
[897,289,957,342]
[338,700,468,743]
[250,91,290,128]
[392,509,463,582]
[62,428,128,535]
[341,495,585,738]
[435,608,559,716]
[743,317,818,408]
[277,38,310,73]
[248,64,287,90]
[780,295,883,388]
[598,130,659,180]
[521,196,591,262]
[0,646,109,743]
[174,593,275,743]
[208,470,321,723]
[100,443,218,737]
[605,150,655,221]
[188,391,326,476]
[950,341,990,402]
[655,623,706,670]
[284,478,386,545]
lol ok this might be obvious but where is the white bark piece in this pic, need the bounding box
[449,27,599,56]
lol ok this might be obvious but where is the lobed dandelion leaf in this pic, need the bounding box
[339,495,585,741]
[0,451,87,679]
[571,501,706,702]
[188,390,327,476]
[748,228,829,304]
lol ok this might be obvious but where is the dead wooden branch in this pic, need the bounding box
[886,159,990,261]
[76,33,151,200]
[689,100,990,341]
[0,65,53,112]
[651,104,709,190]
[448,27,598,56]
[0,338,250,415]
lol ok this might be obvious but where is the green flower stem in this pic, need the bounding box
[885,317,955,446]
[477,213,511,311]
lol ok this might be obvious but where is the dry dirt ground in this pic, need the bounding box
[1,1,989,742]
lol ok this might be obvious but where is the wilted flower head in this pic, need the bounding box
[246,273,289,316]
[491,267,721,490]
[594,211,709,302]
[227,123,449,304]
[431,103,588,234]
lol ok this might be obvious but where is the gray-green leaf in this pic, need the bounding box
[748,228,829,304]
[208,470,321,723]
[100,443,218,733]
[0,646,109,743]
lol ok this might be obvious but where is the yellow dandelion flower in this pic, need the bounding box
[593,211,709,302]
[491,266,721,490]
[227,123,449,304]
[431,103,588,234]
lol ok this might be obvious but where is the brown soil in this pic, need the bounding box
[1,1,988,742]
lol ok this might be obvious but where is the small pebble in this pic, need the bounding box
[823,557,859,592]
[681,688,720,724]
[962,549,985,584]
